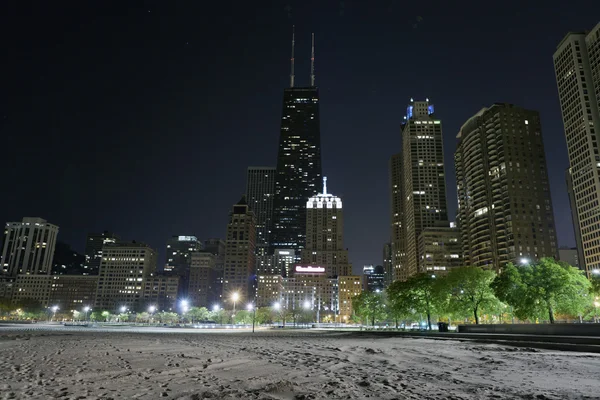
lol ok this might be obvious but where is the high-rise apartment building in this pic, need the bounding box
[1,217,59,277]
[418,223,462,274]
[389,153,404,281]
[271,34,322,256]
[52,242,86,275]
[455,104,558,269]
[553,23,600,276]
[95,242,157,310]
[222,196,256,304]
[300,178,351,278]
[246,167,276,255]
[84,231,119,275]
[203,238,225,303]
[401,100,448,279]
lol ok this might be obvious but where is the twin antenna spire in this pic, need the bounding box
[289,26,315,88]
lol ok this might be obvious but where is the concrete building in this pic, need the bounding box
[141,274,180,311]
[246,167,276,255]
[389,153,405,282]
[455,104,558,269]
[275,249,295,278]
[256,274,284,307]
[300,177,352,278]
[1,217,59,277]
[48,275,98,310]
[401,100,448,279]
[84,231,119,275]
[222,196,256,305]
[11,274,52,307]
[418,223,462,274]
[164,235,202,283]
[188,252,217,307]
[553,23,600,276]
[338,275,362,320]
[282,265,337,316]
[52,242,86,275]
[95,242,157,311]
[558,247,581,269]
[362,265,385,292]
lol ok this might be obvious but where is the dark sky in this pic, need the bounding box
[2,2,599,274]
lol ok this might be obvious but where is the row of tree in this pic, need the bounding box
[353,258,599,328]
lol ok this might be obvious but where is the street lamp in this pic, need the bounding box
[247,303,256,333]
[303,300,311,310]
[520,258,530,265]
[212,304,220,312]
[120,306,127,313]
[50,305,59,322]
[231,292,239,313]
[83,306,91,322]
[180,299,189,313]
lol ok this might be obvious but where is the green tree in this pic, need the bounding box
[387,273,440,330]
[233,310,253,324]
[591,274,600,297]
[441,266,499,324]
[136,312,150,323]
[14,298,44,313]
[352,291,386,326]
[187,307,210,323]
[255,307,273,324]
[492,258,591,323]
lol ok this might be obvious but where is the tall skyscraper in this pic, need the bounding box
[401,100,448,279]
[389,153,404,281]
[84,231,119,275]
[203,238,225,302]
[382,242,393,287]
[95,242,157,310]
[455,104,558,269]
[553,23,600,276]
[362,265,385,292]
[301,177,352,277]
[52,241,86,275]
[164,235,203,274]
[1,217,59,277]
[246,167,276,255]
[418,223,462,274]
[271,31,322,256]
[222,196,256,304]
[188,251,217,307]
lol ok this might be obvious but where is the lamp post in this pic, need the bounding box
[180,300,189,324]
[83,306,91,322]
[231,292,239,313]
[50,305,59,322]
[247,303,256,333]
[148,305,156,324]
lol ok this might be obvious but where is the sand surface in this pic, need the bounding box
[0,326,598,399]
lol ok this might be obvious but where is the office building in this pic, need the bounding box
[553,23,600,276]
[11,275,52,307]
[401,100,448,278]
[222,196,256,305]
[301,177,352,277]
[1,217,59,277]
[559,247,581,269]
[84,231,119,275]
[49,275,99,310]
[52,242,86,275]
[283,265,337,316]
[246,167,276,255]
[188,252,217,307]
[275,249,295,278]
[141,274,180,311]
[164,235,202,274]
[203,238,225,303]
[389,153,405,281]
[418,223,462,274]
[455,104,558,269]
[95,242,157,310]
[271,33,322,255]
[362,265,385,292]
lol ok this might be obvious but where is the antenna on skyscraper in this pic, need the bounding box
[290,25,295,88]
[323,176,327,195]
[310,32,315,87]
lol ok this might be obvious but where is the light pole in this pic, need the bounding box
[231,292,239,313]
[247,303,256,333]
[213,304,222,325]
[50,305,59,322]
[148,305,156,324]
[83,306,91,322]
[273,302,284,327]
[180,300,189,323]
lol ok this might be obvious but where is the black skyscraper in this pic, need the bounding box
[270,31,323,256]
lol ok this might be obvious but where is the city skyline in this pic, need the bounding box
[2,4,600,273]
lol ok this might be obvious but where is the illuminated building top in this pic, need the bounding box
[306,177,342,209]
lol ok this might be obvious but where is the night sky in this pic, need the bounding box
[2,2,599,274]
